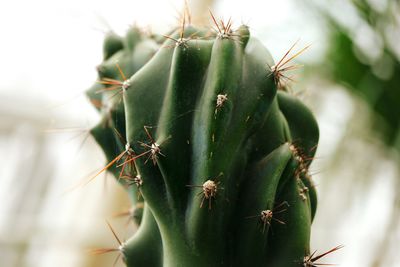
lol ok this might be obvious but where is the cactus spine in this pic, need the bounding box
[86,14,325,267]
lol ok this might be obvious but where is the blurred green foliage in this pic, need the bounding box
[305,1,400,266]
[314,0,400,149]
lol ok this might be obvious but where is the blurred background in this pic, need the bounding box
[0,0,399,266]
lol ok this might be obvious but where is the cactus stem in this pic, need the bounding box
[303,245,344,267]
[87,22,322,265]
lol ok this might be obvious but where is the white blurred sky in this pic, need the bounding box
[0,0,323,119]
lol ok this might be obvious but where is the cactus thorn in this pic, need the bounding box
[183,0,192,25]
[113,202,144,226]
[245,201,289,233]
[135,126,168,165]
[89,221,125,267]
[187,173,223,210]
[208,11,241,42]
[83,149,128,186]
[299,186,308,201]
[163,12,199,49]
[215,93,228,112]
[96,63,130,94]
[303,245,344,267]
[269,40,310,90]
[200,180,219,210]
[120,174,143,188]
[83,129,139,186]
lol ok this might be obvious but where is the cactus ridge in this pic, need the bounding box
[84,14,339,267]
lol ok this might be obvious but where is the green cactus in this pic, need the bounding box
[85,14,335,267]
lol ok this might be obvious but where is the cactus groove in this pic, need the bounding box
[86,14,329,267]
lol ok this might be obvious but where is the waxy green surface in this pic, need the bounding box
[87,23,320,267]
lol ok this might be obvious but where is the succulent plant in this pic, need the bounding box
[86,13,338,267]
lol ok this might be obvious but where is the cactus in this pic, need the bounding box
[85,14,334,267]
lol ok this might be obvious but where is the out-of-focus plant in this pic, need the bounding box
[304,1,400,266]
[311,0,400,149]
